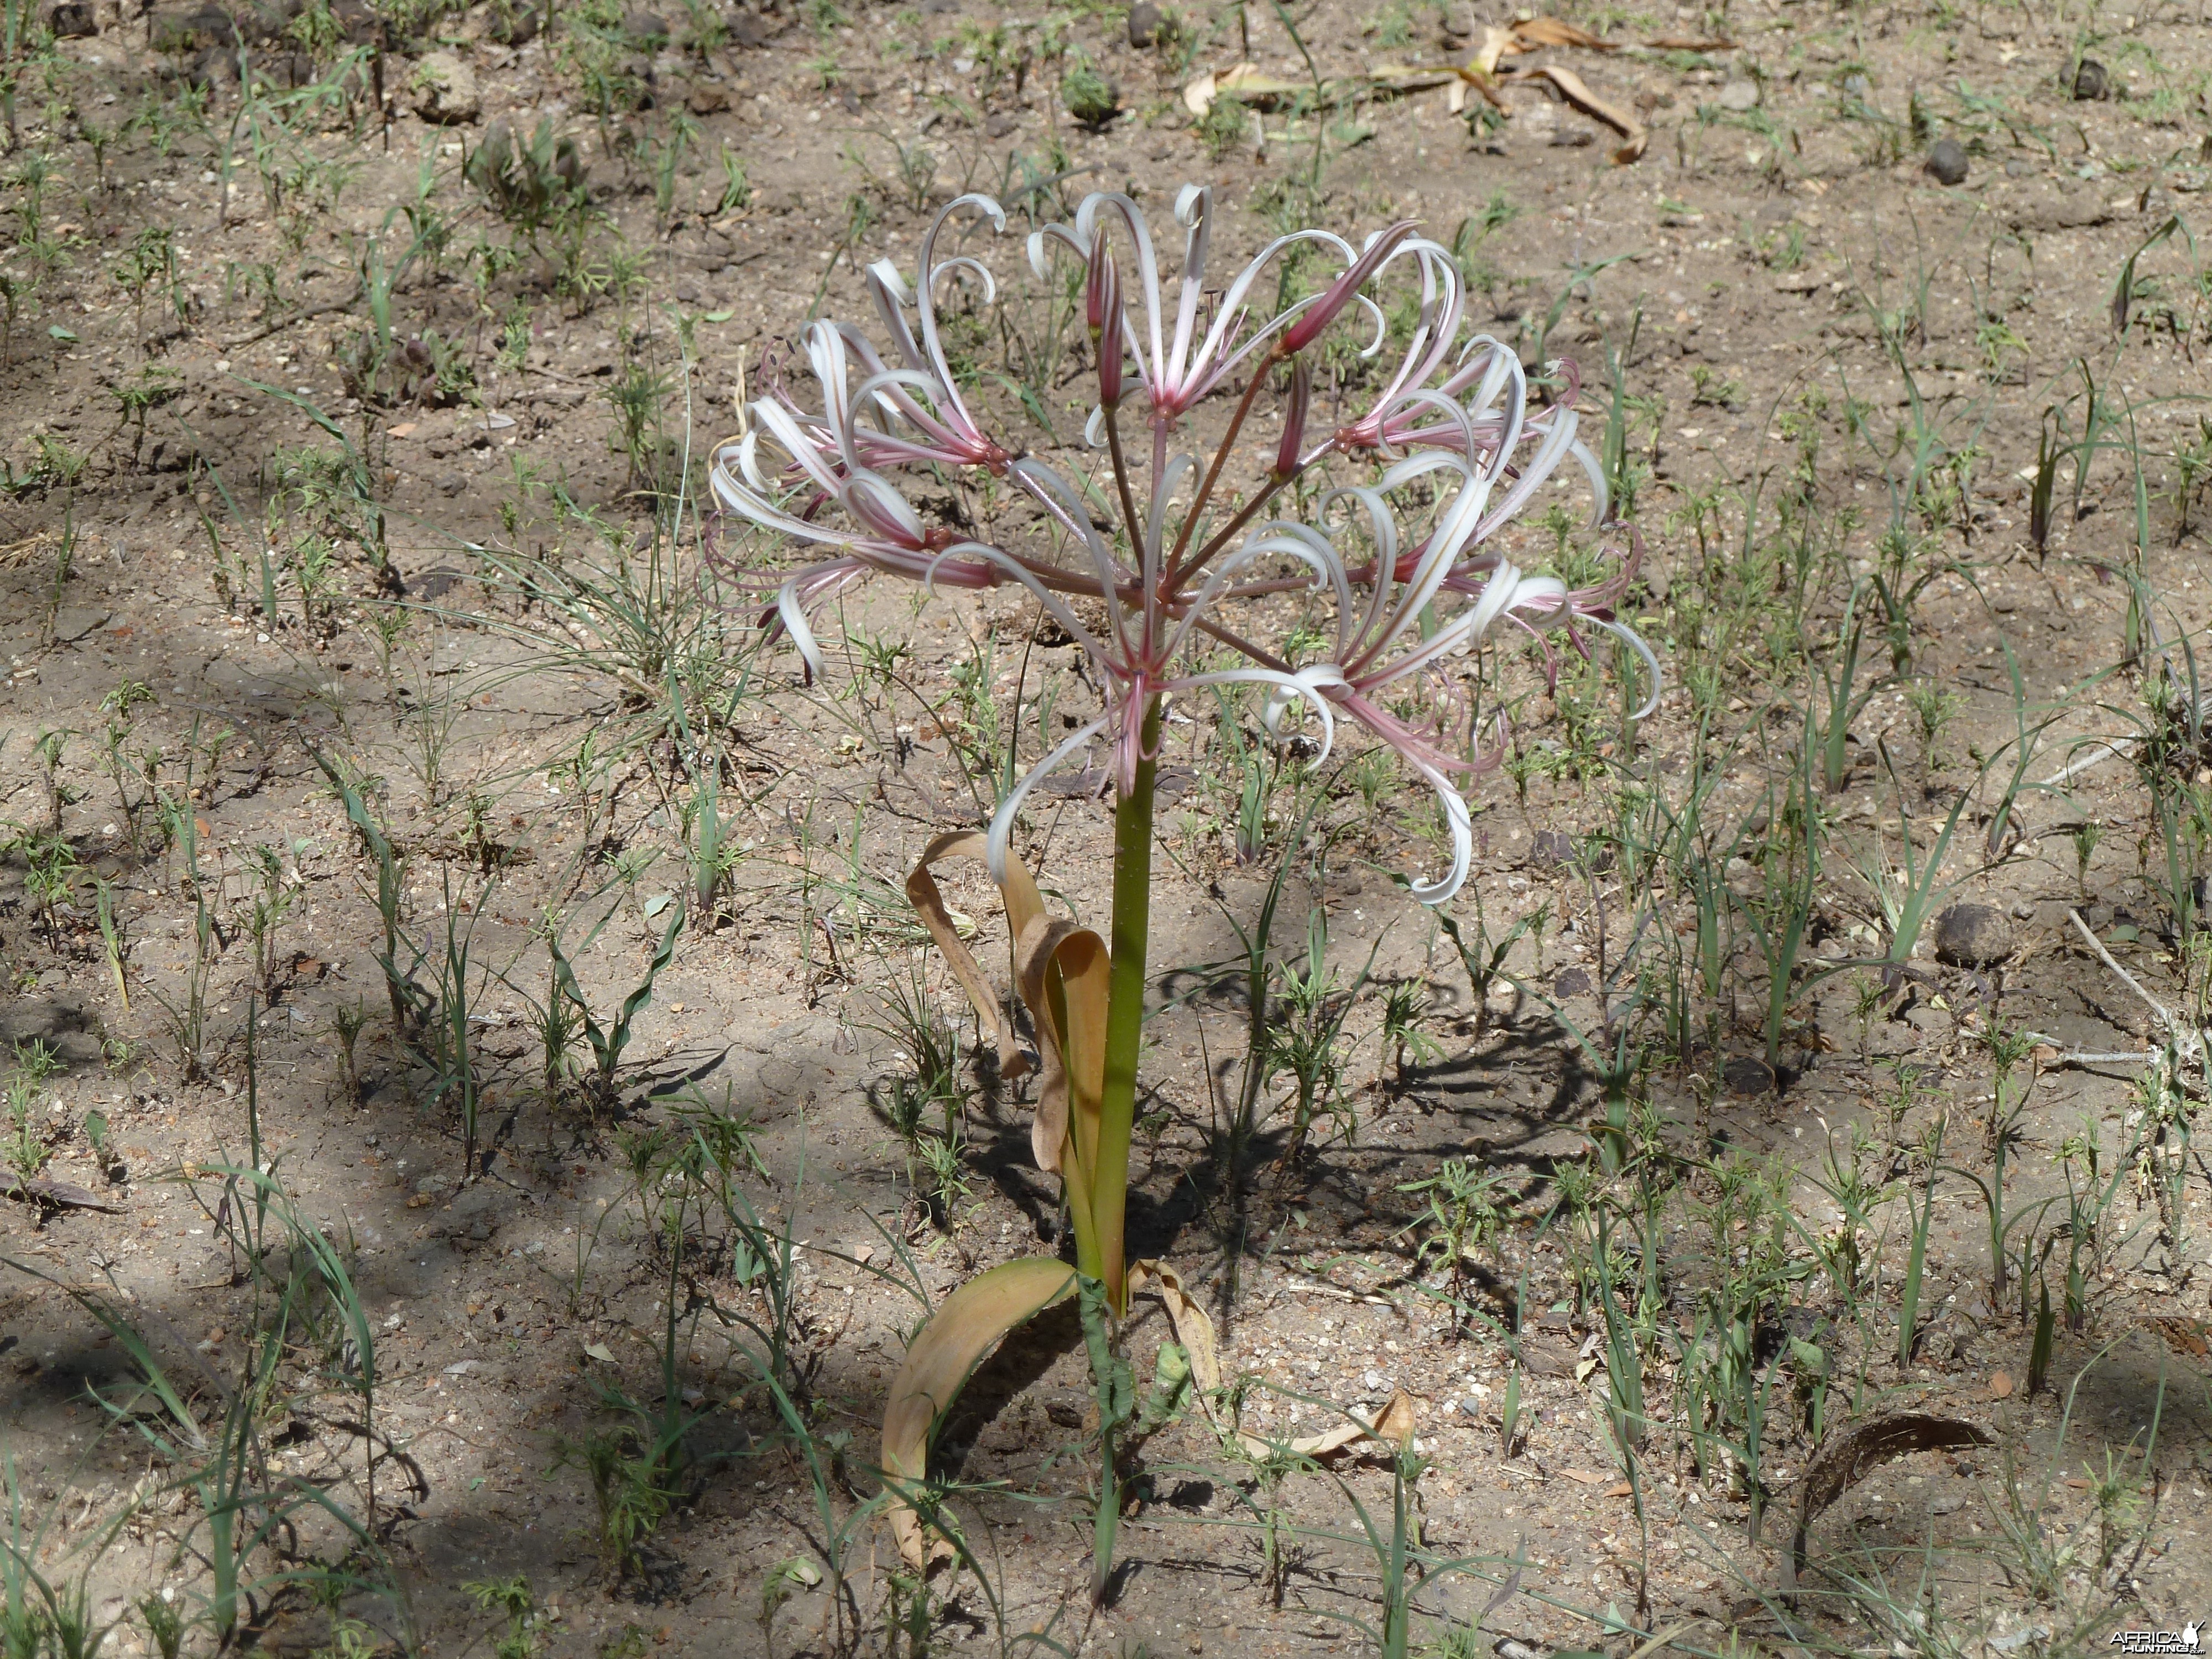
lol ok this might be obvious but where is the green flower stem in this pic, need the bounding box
[1094,697,1160,1316]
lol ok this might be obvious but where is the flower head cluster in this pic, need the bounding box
[712,187,1656,904]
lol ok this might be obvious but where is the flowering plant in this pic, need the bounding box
[713,184,1655,1575]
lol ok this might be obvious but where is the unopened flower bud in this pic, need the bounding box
[1086,235,1125,406]
[1272,357,1311,479]
[1277,220,1418,357]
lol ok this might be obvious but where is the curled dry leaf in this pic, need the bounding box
[1181,62,1306,116]
[1472,15,1618,73]
[1015,913,1112,1264]
[881,1258,1078,1569]
[1472,23,1520,74]
[1506,64,1648,162]
[1509,16,1616,51]
[2141,1314,2211,1358]
[1791,1413,1994,1584]
[906,831,1037,1084]
[1128,1258,1224,1400]
[1,1173,125,1213]
[1277,1389,1418,1458]
[1129,1256,1418,1459]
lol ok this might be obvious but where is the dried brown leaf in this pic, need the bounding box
[906,831,1038,1083]
[2142,1315,2211,1358]
[1180,61,1305,116]
[1128,1258,1224,1400]
[1512,17,1616,50]
[881,1258,1078,1569]
[2,1175,124,1213]
[1792,1413,1994,1583]
[1279,1390,1418,1458]
[1509,64,1647,162]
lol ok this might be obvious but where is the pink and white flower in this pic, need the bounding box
[713,188,1656,902]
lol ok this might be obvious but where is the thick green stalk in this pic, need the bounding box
[1094,698,1160,1315]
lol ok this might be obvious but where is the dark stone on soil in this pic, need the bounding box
[1125,0,1161,45]
[2070,58,2107,100]
[487,0,539,42]
[153,6,234,50]
[41,0,95,36]
[1723,1055,1776,1095]
[332,0,377,39]
[233,0,301,42]
[1924,139,1969,186]
[0,997,105,1067]
[1553,967,1593,999]
[1530,828,1576,867]
[1934,902,2013,967]
[249,49,317,88]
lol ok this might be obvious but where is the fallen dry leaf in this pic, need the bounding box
[1180,62,1306,117]
[1230,1391,1418,1461]
[1511,17,1615,50]
[1792,1413,1994,1585]
[1989,1370,2015,1399]
[1472,23,1518,74]
[1641,34,1739,49]
[1506,64,1647,163]
[1559,1468,1613,1485]
[1604,1480,1635,1498]
[2141,1315,2211,1358]
[1,1173,125,1213]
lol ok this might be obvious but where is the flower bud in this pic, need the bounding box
[1086,234,1125,407]
[1277,220,1418,358]
[1272,357,1311,479]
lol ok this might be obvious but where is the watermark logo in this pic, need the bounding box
[2110,1623,2200,1655]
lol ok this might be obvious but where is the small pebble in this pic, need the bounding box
[1125,0,1162,46]
[1924,139,1969,186]
[1934,902,2013,967]
[2070,58,2107,100]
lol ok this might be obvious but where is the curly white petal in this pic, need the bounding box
[776,576,826,683]
[1156,525,1343,667]
[1588,614,1664,721]
[1173,666,1348,766]
[987,717,1108,884]
[1404,757,1473,906]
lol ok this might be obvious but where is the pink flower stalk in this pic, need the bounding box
[715,189,1657,902]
